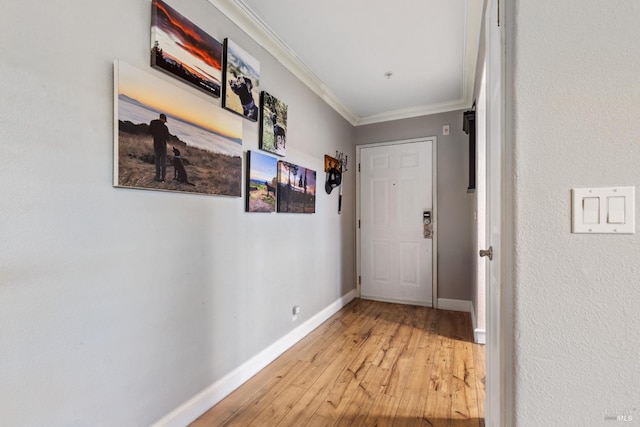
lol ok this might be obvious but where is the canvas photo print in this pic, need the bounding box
[277,161,316,213]
[114,60,243,196]
[246,151,278,213]
[260,91,288,157]
[223,38,260,121]
[324,154,341,172]
[151,0,222,97]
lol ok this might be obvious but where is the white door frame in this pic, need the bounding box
[355,137,438,308]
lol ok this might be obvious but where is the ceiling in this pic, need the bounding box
[208,0,483,125]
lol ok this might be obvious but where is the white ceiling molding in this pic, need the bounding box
[356,99,472,126]
[463,0,484,107]
[207,0,481,126]
[206,0,358,125]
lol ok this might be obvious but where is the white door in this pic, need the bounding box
[483,0,508,425]
[359,139,434,306]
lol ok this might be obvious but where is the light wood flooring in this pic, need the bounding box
[191,298,485,427]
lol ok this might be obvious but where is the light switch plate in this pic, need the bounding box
[572,187,635,234]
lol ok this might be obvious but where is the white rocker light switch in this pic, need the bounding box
[572,187,635,234]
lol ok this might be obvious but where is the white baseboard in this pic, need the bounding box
[470,302,487,344]
[151,289,357,427]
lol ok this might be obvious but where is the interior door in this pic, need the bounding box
[359,140,433,306]
[483,0,506,425]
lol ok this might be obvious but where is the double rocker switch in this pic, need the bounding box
[582,196,625,224]
[572,187,635,234]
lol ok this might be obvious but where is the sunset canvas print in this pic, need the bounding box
[151,0,222,97]
[277,161,316,214]
[114,60,243,196]
[246,151,277,213]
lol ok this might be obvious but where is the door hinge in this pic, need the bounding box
[358,220,361,229]
[358,163,361,172]
[497,0,501,27]
[358,276,361,285]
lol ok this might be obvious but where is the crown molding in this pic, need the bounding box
[355,99,471,126]
[207,0,359,125]
[207,0,480,127]
[463,0,483,106]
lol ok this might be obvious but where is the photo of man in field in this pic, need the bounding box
[114,60,243,196]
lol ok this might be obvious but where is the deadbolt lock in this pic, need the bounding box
[423,210,432,239]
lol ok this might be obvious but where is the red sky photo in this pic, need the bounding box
[152,0,222,81]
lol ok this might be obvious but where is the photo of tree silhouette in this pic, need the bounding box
[277,161,316,214]
[151,0,222,97]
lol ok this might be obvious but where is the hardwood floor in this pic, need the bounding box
[191,299,485,427]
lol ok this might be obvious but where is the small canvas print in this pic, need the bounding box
[277,161,316,213]
[324,154,341,172]
[223,38,260,121]
[114,60,243,196]
[151,0,222,97]
[260,91,288,156]
[246,151,278,212]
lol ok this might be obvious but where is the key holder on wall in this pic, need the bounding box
[335,151,348,214]
[324,152,348,213]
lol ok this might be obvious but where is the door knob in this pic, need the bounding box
[479,246,493,261]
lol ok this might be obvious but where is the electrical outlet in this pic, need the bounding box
[292,305,301,321]
[443,125,450,136]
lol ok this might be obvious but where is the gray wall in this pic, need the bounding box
[354,111,475,301]
[510,0,640,424]
[0,0,354,425]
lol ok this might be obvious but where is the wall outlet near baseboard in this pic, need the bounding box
[292,305,301,321]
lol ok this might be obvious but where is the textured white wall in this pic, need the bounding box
[0,0,354,425]
[511,0,640,424]
[354,111,476,302]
